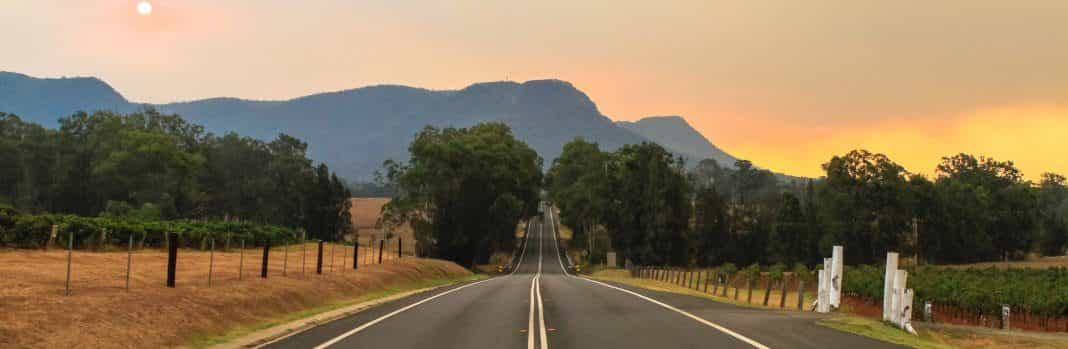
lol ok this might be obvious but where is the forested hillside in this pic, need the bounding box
[0,110,351,240]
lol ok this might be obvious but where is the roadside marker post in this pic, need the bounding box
[166,233,178,288]
[261,241,270,278]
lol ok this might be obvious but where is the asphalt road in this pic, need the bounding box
[263,205,903,349]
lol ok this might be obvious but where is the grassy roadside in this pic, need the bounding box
[820,316,1068,349]
[587,269,1068,349]
[188,273,487,348]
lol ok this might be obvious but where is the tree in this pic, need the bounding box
[769,192,805,265]
[936,153,1037,260]
[546,138,611,261]
[818,150,911,264]
[1037,173,1068,255]
[693,186,729,266]
[381,123,542,267]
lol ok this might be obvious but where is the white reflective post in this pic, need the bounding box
[883,252,899,321]
[830,246,843,308]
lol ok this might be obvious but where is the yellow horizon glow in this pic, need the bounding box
[723,106,1068,181]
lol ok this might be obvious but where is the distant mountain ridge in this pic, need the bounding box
[617,116,738,167]
[0,71,771,180]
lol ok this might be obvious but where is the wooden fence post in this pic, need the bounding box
[780,275,788,308]
[238,239,245,280]
[763,275,772,306]
[398,238,403,259]
[747,277,754,303]
[125,234,133,291]
[378,240,384,264]
[208,238,215,287]
[260,241,270,278]
[65,230,73,295]
[797,279,806,310]
[352,242,359,270]
[166,233,178,288]
[704,272,712,293]
[316,240,324,274]
[330,242,336,272]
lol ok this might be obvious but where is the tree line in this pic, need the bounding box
[0,110,352,241]
[548,139,1068,267]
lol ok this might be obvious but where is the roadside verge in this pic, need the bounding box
[587,269,1068,349]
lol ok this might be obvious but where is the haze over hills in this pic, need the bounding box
[0,71,770,180]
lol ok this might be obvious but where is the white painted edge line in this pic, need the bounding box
[576,277,771,349]
[536,276,548,349]
[312,277,496,349]
[546,204,768,349]
[528,275,537,349]
[510,219,533,276]
[547,208,570,276]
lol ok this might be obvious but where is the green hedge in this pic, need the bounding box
[0,208,300,249]
[843,264,1068,318]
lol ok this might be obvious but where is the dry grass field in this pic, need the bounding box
[349,198,416,254]
[0,245,470,348]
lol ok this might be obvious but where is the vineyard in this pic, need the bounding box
[0,208,301,249]
[843,264,1068,331]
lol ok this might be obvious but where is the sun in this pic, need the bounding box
[137,1,153,16]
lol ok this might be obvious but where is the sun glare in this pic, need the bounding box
[137,1,153,16]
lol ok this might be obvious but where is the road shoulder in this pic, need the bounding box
[200,274,486,349]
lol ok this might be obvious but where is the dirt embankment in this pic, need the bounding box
[0,247,470,348]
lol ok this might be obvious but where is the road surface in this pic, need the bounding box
[264,205,903,349]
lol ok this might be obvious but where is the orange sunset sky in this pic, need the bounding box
[2,1,1066,180]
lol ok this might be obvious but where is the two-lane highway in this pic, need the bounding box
[264,204,904,349]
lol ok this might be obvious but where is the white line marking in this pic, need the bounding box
[312,278,495,349]
[576,277,770,349]
[547,204,769,349]
[546,207,570,276]
[536,276,548,349]
[528,275,537,349]
[510,219,533,276]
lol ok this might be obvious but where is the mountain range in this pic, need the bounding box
[0,71,743,180]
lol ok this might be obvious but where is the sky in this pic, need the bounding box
[2,0,1067,180]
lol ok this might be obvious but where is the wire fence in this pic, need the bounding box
[8,232,414,296]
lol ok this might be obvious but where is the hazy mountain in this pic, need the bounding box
[0,72,136,126]
[616,116,738,167]
[0,71,756,179]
